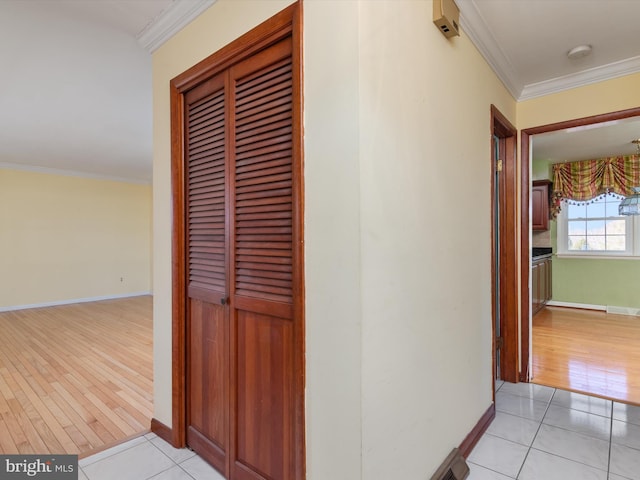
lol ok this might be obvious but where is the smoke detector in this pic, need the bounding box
[567,45,592,60]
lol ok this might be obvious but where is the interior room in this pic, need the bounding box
[529,116,640,405]
[0,0,157,458]
[1,1,640,480]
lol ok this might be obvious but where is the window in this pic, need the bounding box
[557,193,639,257]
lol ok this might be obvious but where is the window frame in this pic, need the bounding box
[556,194,640,258]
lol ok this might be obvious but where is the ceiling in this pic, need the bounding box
[2,0,640,182]
[457,0,640,101]
[457,0,640,164]
[0,0,212,183]
[533,116,640,164]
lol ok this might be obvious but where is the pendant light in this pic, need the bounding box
[618,139,640,216]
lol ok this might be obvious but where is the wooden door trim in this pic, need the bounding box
[491,105,518,384]
[170,80,187,448]
[519,105,640,382]
[170,3,305,478]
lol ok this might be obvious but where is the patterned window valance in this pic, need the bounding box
[551,155,640,218]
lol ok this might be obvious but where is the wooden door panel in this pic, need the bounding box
[233,310,293,480]
[187,298,228,473]
[174,8,303,478]
[228,37,295,480]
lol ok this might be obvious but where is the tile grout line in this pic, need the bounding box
[81,436,189,480]
[607,399,613,478]
[79,437,149,469]
[467,459,517,479]
[145,437,198,480]
[514,387,556,479]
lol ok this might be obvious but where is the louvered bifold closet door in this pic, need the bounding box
[184,72,230,474]
[229,37,296,480]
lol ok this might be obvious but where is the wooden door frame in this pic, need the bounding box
[168,3,305,478]
[491,105,519,384]
[519,105,640,381]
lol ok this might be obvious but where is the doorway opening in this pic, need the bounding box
[521,105,640,400]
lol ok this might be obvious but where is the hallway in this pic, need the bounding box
[468,381,640,479]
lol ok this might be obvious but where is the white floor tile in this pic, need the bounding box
[612,420,640,450]
[486,411,540,446]
[467,434,529,478]
[614,403,640,427]
[542,404,611,441]
[179,455,225,480]
[467,461,515,479]
[79,436,148,467]
[499,382,555,403]
[551,390,612,417]
[82,442,175,480]
[518,449,607,480]
[151,437,196,463]
[532,423,610,471]
[495,392,549,421]
[610,443,640,480]
[149,465,196,480]
[70,387,640,480]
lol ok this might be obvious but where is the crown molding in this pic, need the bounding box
[137,0,217,53]
[519,55,640,101]
[0,162,151,185]
[457,0,522,100]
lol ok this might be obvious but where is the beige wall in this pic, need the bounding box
[304,1,363,478]
[152,0,515,478]
[0,168,152,309]
[357,2,514,477]
[518,72,640,129]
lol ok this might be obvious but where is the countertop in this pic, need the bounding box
[532,247,552,260]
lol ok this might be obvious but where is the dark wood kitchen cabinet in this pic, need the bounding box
[532,180,552,231]
[532,255,552,315]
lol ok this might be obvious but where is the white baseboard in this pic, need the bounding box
[547,300,640,317]
[546,301,606,311]
[606,305,640,316]
[0,292,152,313]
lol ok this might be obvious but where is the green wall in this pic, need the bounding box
[532,158,552,181]
[549,215,640,309]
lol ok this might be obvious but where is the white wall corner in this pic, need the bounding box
[137,0,218,53]
[457,0,522,100]
[519,55,640,101]
[0,162,150,185]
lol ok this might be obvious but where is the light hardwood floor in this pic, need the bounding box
[532,306,640,405]
[0,296,152,456]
